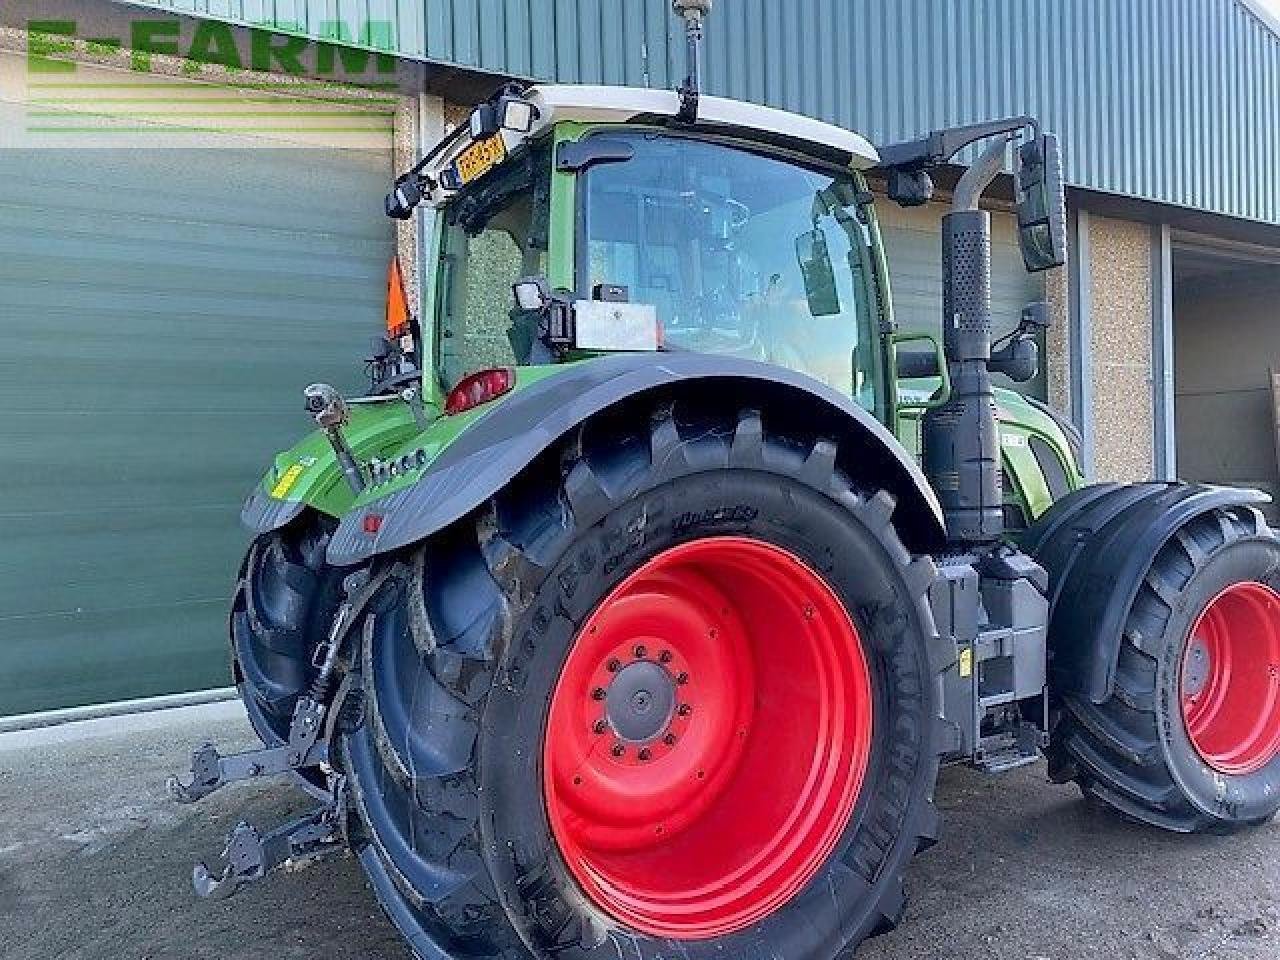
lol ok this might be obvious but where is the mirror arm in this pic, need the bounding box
[878,115,1036,171]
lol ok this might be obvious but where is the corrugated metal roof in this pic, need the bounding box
[120,0,1280,226]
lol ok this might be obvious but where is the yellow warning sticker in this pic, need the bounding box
[958,647,973,678]
[271,463,306,499]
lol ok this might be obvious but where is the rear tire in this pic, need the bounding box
[231,517,346,758]
[340,402,947,960]
[1047,505,1280,832]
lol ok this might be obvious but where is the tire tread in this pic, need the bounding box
[1047,505,1275,833]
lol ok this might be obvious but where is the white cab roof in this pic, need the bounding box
[527,84,880,170]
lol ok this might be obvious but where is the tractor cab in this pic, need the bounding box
[389,83,890,413]
[388,78,1067,460]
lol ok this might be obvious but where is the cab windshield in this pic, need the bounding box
[435,143,550,389]
[579,131,880,402]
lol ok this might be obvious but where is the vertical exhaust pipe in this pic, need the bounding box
[922,138,1010,544]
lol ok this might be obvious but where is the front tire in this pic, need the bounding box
[1048,504,1280,832]
[341,402,947,960]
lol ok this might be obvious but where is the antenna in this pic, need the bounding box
[672,0,712,123]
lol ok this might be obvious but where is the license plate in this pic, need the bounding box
[454,135,506,185]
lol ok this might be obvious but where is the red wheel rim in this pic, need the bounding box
[542,537,873,940]
[1180,581,1280,775]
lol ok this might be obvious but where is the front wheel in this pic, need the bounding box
[341,403,947,960]
[1048,504,1280,832]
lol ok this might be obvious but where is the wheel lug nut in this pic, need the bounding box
[678,704,692,717]
[634,644,647,659]
[607,658,622,672]
[659,650,673,664]
[663,733,677,746]
[593,719,608,735]
[591,687,606,701]
[676,672,689,685]
[611,743,626,758]
[638,748,652,761]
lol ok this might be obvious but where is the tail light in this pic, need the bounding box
[445,368,516,415]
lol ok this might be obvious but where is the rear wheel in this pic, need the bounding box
[543,536,874,939]
[230,517,346,780]
[1048,505,1280,832]
[340,403,946,960]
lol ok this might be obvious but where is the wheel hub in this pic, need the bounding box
[1180,580,1280,775]
[605,660,676,744]
[543,537,873,940]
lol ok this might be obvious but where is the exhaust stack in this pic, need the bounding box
[922,138,1010,544]
[881,116,1064,546]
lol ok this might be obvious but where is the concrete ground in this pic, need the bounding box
[1,703,1277,960]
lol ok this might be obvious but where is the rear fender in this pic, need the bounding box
[241,399,422,535]
[327,353,946,565]
[1019,482,1271,703]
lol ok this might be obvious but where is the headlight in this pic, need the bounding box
[469,104,495,139]
[512,276,550,311]
[501,99,535,133]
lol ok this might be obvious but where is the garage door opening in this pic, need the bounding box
[1173,238,1280,520]
[0,54,396,717]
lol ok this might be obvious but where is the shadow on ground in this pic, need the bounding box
[1,702,1276,959]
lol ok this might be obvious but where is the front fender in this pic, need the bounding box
[1020,481,1271,703]
[328,353,946,565]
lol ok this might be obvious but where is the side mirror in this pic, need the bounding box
[990,337,1039,383]
[385,174,424,221]
[795,228,841,316]
[990,302,1050,383]
[1015,133,1067,271]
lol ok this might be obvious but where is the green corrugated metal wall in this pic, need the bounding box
[128,0,1280,228]
[0,122,392,714]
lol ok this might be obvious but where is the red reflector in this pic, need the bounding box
[363,514,384,534]
[445,367,516,415]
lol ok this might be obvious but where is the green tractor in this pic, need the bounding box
[171,3,1280,957]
